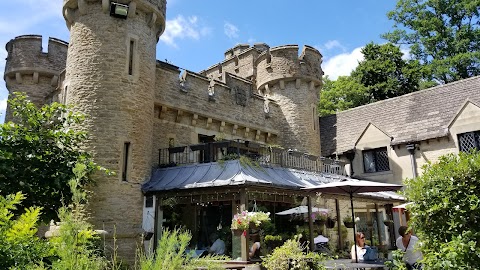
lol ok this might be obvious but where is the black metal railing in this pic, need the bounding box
[158,140,346,175]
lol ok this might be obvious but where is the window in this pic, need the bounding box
[458,131,480,152]
[122,142,130,181]
[363,147,390,173]
[128,39,135,75]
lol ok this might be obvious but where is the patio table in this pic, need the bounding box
[323,258,388,269]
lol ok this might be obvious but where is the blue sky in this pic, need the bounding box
[0,0,398,123]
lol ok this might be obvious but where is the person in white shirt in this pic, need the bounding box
[208,233,225,255]
[396,226,423,270]
[351,232,368,262]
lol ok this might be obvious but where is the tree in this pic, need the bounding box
[352,42,422,102]
[318,76,369,116]
[319,43,422,116]
[404,151,480,269]
[0,93,100,223]
[383,0,480,84]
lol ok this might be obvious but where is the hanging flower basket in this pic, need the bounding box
[231,210,270,233]
[232,229,244,236]
[383,220,394,226]
[344,221,355,228]
[326,217,336,228]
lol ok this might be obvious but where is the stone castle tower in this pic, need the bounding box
[61,0,166,257]
[4,0,324,260]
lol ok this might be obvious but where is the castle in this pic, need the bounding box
[5,0,480,262]
[4,0,325,258]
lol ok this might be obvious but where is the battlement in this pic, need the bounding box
[4,35,68,81]
[62,0,166,38]
[255,45,323,90]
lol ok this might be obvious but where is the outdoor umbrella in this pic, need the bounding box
[275,206,329,215]
[303,179,402,263]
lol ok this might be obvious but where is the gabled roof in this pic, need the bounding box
[320,76,480,156]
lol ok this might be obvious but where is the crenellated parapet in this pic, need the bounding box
[255,45,323,91]
[4,35,67,87]
[62,0,166,38]
[201,43,270,82]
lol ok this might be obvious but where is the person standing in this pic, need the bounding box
[396,226,423,269]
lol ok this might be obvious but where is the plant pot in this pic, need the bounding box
[231,229,245,236]
[344,221,355,228]
[315,220,326,226]
[383,220,394,226]
[326,218,336,228]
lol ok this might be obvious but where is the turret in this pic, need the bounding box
[4,35,67,121]
[61,0,166,258]
[255,45,323,155]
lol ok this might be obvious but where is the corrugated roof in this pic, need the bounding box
[142,160,348,192]
[320,76,480,156]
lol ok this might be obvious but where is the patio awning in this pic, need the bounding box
[142,159,347,192]
[142,160,405,202]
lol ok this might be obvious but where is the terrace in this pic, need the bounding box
[158,139,347,175]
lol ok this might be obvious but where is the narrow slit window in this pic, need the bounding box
[63,86,68,104]
[313,107,316,130]
[122,142,131,181]
[128,39,135,75]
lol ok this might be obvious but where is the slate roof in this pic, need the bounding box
[320,76,480,156]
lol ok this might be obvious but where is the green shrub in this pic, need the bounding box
[0,192,50,270]
[48,164,108,270]
[262,235,327,270]
[404,151,480,269]
[138,228,226,270]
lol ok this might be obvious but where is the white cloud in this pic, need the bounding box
[160,15,210,48]
[322,47,364,80]
[324,40,346,51]
[224,22,239,39]
[0,0,62,36]
[0,97,7,123]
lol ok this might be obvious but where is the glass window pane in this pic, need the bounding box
[363,151,376,173]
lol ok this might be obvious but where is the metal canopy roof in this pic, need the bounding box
[142,160,348,192]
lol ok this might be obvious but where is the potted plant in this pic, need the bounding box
[383,219,394,226]
[248,211,271,229]
[314,211,328,226]
[326,216,337,228]
[231,211,250,235]
[343,216,355,228]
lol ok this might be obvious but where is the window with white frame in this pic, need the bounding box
[362,147,390,173]
[458,131,480,152]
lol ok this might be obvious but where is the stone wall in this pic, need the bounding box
[4,35,67,120]
[61,0,166,262]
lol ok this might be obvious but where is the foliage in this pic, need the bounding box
[310,211,328,222]
[383,0,480,84]
[352,43,422,101]
[0,192,50,270]
[138,228,225,270]
[48,163,108,270]
[248,211,271,227]
[318,76,369,116]
[231,211,250,230]
[342,216,353,223]
[262,235,327,270]
[231,211,270,230]
[0,93,103,223]
[385,250,408,270]
[319,43,423,116]
[403,151,480,269]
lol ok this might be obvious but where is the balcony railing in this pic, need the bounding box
[158,140,347,175]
